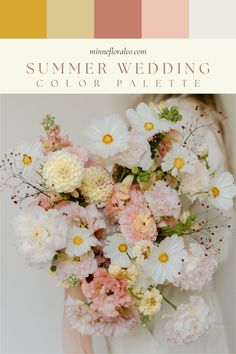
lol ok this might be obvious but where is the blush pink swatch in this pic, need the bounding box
[142,0,189,38]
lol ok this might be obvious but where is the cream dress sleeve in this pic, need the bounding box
[101,96,232,354]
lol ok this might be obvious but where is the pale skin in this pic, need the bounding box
[63,286,94,354]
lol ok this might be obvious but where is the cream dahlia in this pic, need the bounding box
[139,288,162,316]
[80,167,113,206]
[131,240,154,263]
[42,150,84,193]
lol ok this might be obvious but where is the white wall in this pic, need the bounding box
[0,95,235,353]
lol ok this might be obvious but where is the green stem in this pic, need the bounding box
[162,296,177,310]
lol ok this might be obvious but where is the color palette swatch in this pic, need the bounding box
[0,0,189,38]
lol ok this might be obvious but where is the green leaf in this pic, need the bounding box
[158,214,196,240]
[140,313,151,326]
[137,170,152,183]
[159,105,183,122]
[41,114,56,132]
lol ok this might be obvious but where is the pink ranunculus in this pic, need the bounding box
[59,203,106,233]
[174,243,218,290]
[165,296,215,345]
[119,204,157,243]
[56,252,98,283]
[144,180,181,221]
[81,268,133,318]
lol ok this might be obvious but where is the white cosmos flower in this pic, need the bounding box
[66,227,99,257]
[83,115,129,159]
[104,233,131,268]
[142,235,187,285]
[126,102,172,139]
[14,142,44,178]
[209,172,236,210]
[161,143,197,177]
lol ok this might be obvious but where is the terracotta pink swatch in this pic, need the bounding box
[94,0,142,38]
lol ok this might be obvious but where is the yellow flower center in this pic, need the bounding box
[174,157,185,170]
[118,243,128,253]
[102,134,113,144]
[211,186,220,198]
[73,236,84,246]
[22,154,32,166]
[73,256,81,262]
[144,122,154,131]
[158,252,169,263]
[146,297,157,306]
[142,246,152,260]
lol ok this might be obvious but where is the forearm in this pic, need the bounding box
[63,287,94,354]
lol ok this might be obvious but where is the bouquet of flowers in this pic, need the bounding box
[1,101,236,345]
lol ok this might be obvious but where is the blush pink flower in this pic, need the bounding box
[104,183,129,221]
[119,205,157,243]
[66,145,89,165]
[98,307,140,336]
[144,181,181,221]
[40,122,71,155]
[165,296,216,345]
[56,252,98,284]
[81,268,133,318]
[174,243,218,290]
[129,184,146,207]
[59,203,106,233]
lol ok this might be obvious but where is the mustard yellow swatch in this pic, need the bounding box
[0,0,46,38]
[47,0,94,38]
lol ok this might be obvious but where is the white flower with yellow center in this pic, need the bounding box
[143,235,187,285]
[42,150,84,193]
[14,142,43,178]
[83,115,129,159]
[161,143,197,177]
[66,227,99,257]
[209,172,236,210]
[139,288,163,316]
[80,166,113,206]
[126,102,172,139]
[132,240,154,263]
[104,233,131,268]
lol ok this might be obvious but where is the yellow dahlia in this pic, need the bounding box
[42,151,84,193]
[80,166,113,206]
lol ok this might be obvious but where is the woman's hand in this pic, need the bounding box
[63,286,94,354]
